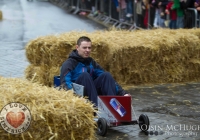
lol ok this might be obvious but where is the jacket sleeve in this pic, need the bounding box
[64,72,73,90]
[60,58,77,90]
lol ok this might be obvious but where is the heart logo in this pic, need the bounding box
[6,112,25,128]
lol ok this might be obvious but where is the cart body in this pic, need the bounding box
[53,76,149,136]
[97,96,137,127]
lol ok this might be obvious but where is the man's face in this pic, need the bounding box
[76,41,91,58]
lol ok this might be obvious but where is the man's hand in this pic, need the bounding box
[124,93,131,96]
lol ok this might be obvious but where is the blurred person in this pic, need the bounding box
[149,0,157,28]
[113,0,127,21]
[194,0,200,10]
[79,0,87,16]
[125,0,134,17]
[60,36,130,107]
[186,0,196,7]
[142,0,157,28]
[157,0,169,27]
[183,0,195,28]
[120,0,128,22]
[152,0,160,27]
[172,0,184,28]
[99,0,109,16]
[84,0,92,11]
[136,0,144,27]
[165,0,177,29]
[103,0,110,16]
[179,0,187,27]
[194,0,200,27]
[111,0,120,20]
[142,0,150,28]
[84,0,97,16]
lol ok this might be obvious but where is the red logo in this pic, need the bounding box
[0,103,31,134]
[6,112,25,128]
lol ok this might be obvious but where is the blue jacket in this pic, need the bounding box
[60,50,125,96]
[60,50,104,89]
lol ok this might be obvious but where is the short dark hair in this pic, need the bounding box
[77,36,91,46]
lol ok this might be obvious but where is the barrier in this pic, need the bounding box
[66,0,78,13]
[72,0,91,14]
[116,0,137,30]
[129,0,142,30]
[87,0,120,28]
[87,0,139,30]
[87,0,109,25]
[49,0,69,8]
[49,0,200,30]
[185,8,200,28]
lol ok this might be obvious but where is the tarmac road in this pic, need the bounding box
[0,0,105,78]
[0,0,200,140]
[97,83,200,140]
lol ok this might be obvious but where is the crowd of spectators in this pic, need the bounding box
[69,0,200,29]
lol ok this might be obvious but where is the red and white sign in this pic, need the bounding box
[97,96,132,126]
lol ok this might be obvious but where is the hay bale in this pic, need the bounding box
[109,29,200,84]
[25,35,57,66]
[25,28,200,86]
[25,31,111,69]
[25,32,86,66]
[0,10,2,20]
[24,64,40,82]
[25,64,60,86]
[0,76,96,140]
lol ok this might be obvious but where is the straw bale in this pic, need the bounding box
[25,64,60,87]
[24,64,41,83]
[176,28,200,39]
[0,76,96,140]
[25,28,200,86]
[48,32,80,67]
[48,66,60,86]
[49,43,73,67]
[54,32,111,69]
[108,29,200,84]
[0,10,2,20]
[24,64,50,85]
[25,35,56,66]
[25,31,111,68]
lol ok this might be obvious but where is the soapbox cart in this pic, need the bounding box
[54,76,150,136]
[95,95,149,136]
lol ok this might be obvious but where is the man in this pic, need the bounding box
[60,36,130,106]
